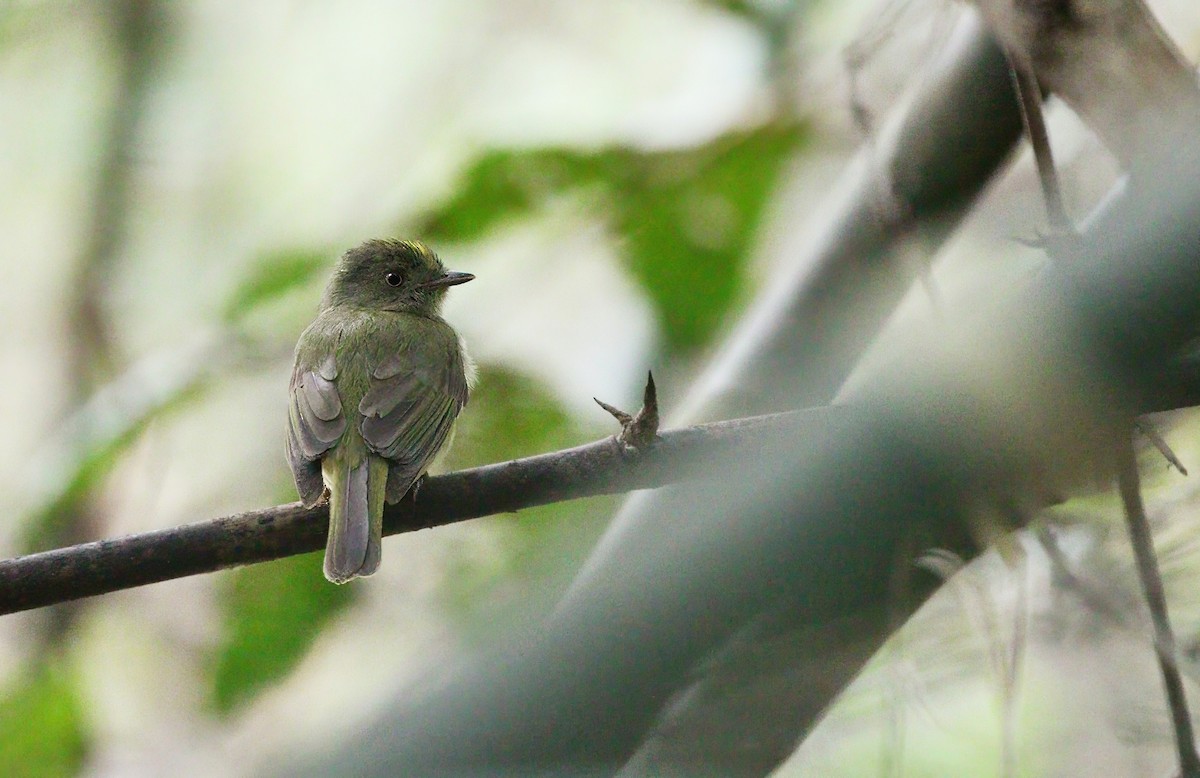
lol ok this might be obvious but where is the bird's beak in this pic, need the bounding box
[419,270,475,290]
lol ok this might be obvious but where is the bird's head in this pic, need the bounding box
[321,239,473,316]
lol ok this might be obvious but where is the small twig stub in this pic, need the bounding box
[1136,418,1188,475]
[595,371,661,452]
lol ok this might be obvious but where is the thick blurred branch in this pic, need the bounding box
[682,12,1024,419]
[0,407,852,616]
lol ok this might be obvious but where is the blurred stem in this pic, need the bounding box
[1006,57,1070,233]
[68,0,160,395]
[679,10,1024,420]
[37,0,161,636]
[1115,433,1200,777]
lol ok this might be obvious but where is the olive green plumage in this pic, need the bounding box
[287,239,473,583]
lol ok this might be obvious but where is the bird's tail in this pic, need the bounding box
[323,451,388,584]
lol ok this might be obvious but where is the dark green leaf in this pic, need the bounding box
[416,150,609,242]
[0,658,88,778]
[211,551,354,714]
[418,124,807,351]
[615,124,806,349]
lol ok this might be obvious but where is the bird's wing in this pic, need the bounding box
[358,326,468,492]
[287,351,347,506]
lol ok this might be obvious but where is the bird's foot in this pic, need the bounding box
[409,473,428,502]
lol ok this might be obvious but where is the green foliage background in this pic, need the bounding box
[8,0,1197,775]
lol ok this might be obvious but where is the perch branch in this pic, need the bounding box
[0,406,852,616]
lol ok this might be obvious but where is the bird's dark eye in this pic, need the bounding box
[385,272,403,287]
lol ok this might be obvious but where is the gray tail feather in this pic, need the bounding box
[324,459,375,584]
[361,499,382,578]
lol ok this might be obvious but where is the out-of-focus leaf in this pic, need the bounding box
[439,366,614,637]
[417,149,623,243]
[211,550,354,714]
[222,248,329,325]
[418,124,806,351]
[0,658,88,778]
[703,0,759,15]
[616,124,806,349]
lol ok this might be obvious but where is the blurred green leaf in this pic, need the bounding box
[616,124,806,349]
[703,0,758,14]
[418,124,806,350]
[0,658,87,778]
[418,149,620,243]
[211,551,354,714]
[222,248,329,325]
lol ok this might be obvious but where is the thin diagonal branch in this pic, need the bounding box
[0,407,852,616]
[1116,433,1200,776]
[1006,56,1071,233]
[1136,418,1188,475]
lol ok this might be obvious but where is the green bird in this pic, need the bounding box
[287,239,474,583]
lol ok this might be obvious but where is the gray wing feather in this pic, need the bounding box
[286,425,325,506]
[317,352,338,380]
[360,370,423,417]
[359,337,467,492]
[299,373,342,422]
[290,370,345,455]
[287,364,348,506]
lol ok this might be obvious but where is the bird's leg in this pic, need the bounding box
[408,473,428,503]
